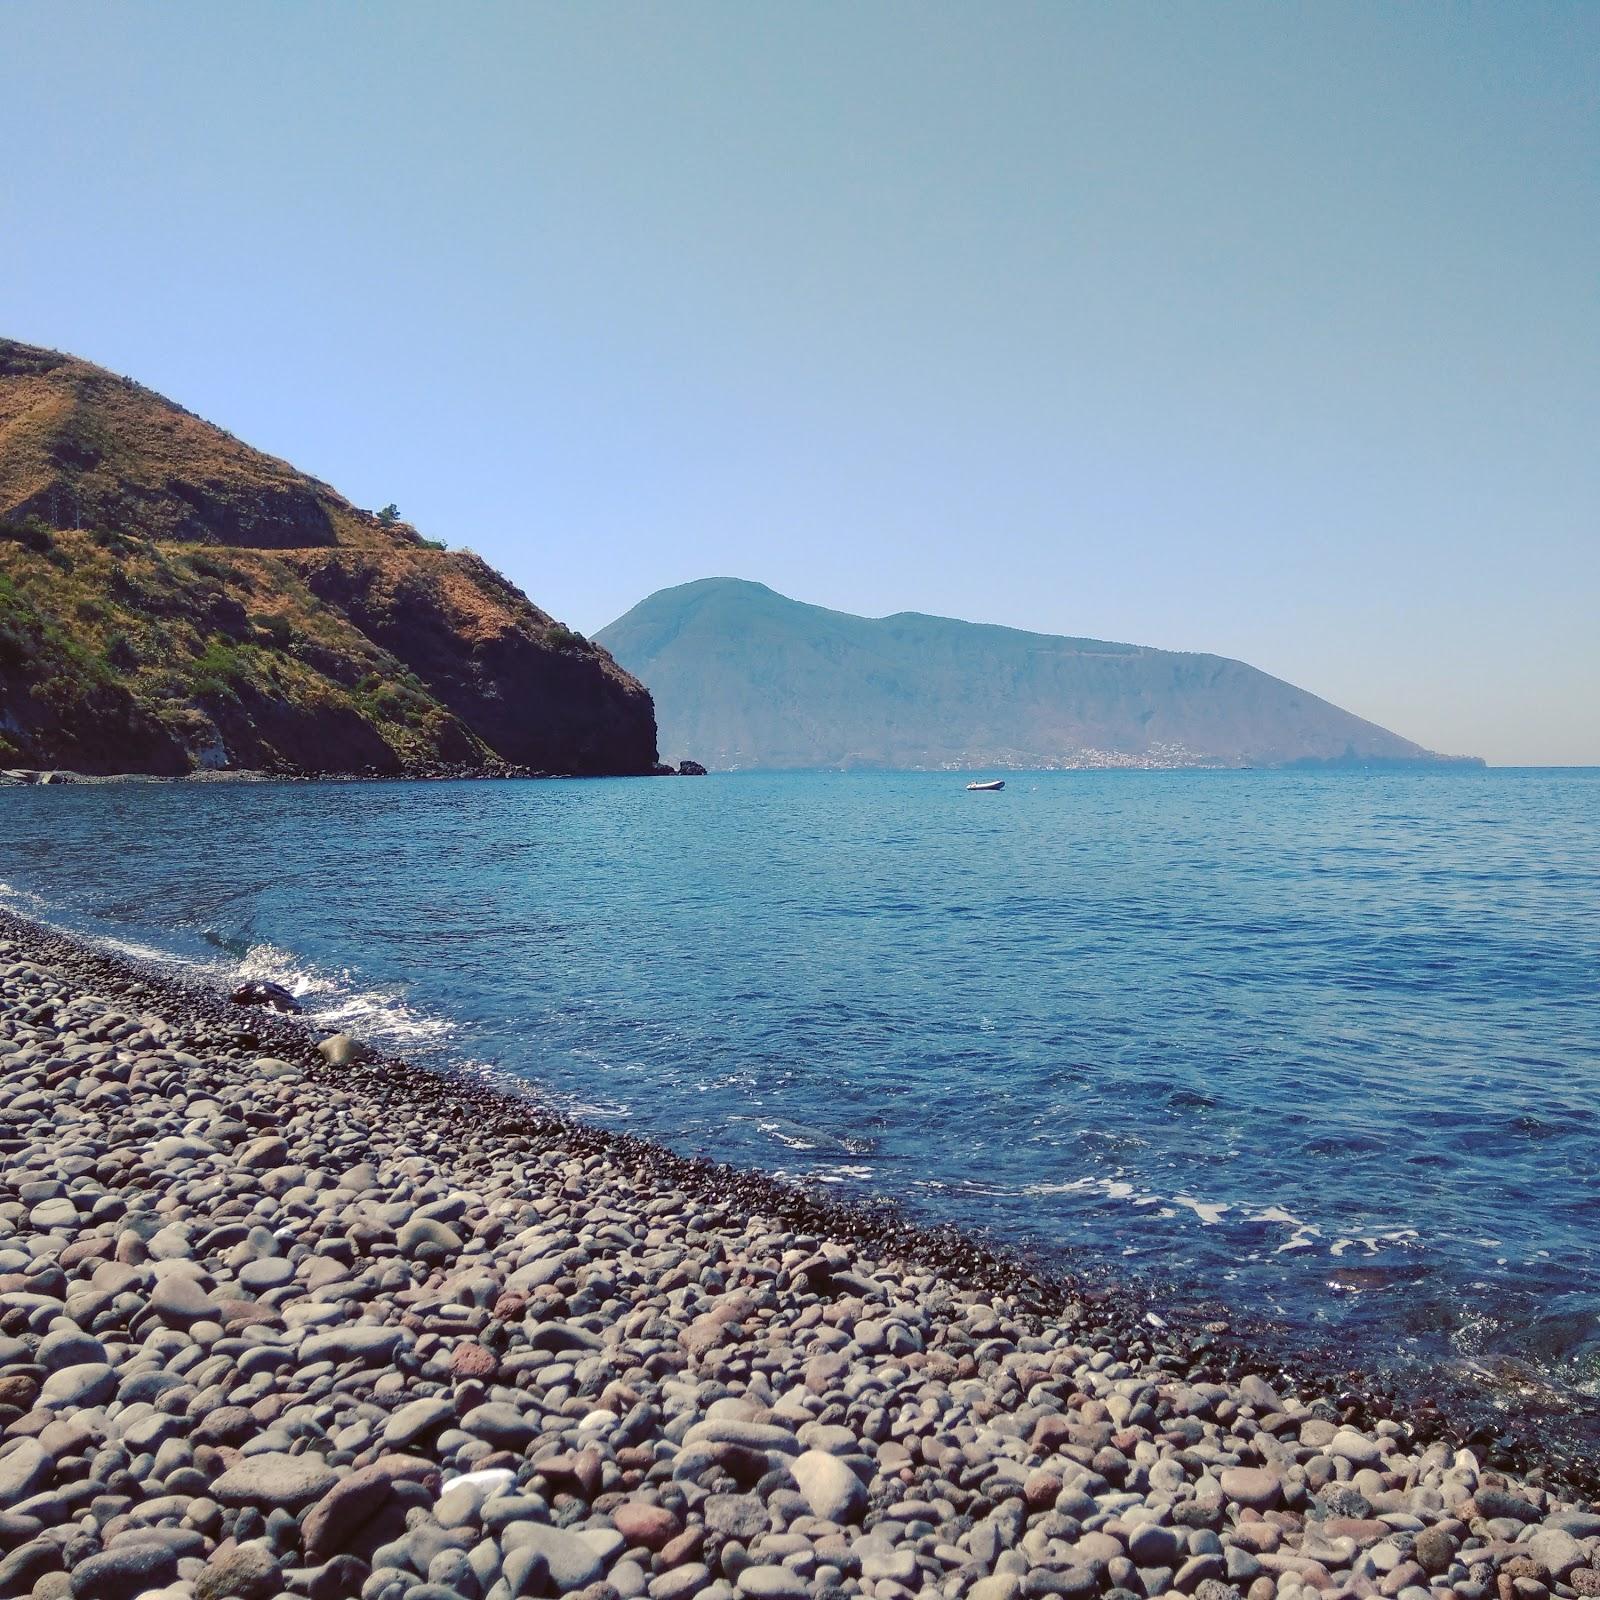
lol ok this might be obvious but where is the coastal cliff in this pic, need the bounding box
[0,338,657,776]
[598,578,1480,772]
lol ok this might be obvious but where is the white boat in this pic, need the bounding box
[965,779,1005,791]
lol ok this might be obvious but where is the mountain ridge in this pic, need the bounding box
[0,336,658,776]
[597,576,1480,771]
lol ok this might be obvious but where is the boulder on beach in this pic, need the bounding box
[212,1452,339,1510]
[790,1447,868,1523]
[316,1031,374,1066]
[229,979,301,1013]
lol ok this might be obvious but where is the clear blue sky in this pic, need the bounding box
[3,4,1595,764]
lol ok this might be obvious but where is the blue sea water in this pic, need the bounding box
[3,768,1598,1410]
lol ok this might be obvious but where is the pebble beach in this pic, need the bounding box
[1,909,1596,1600]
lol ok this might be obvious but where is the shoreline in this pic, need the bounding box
[0,906,1593,1498]
[3,761,1526,787]
[1,908,1596,1600]
[0,765,702,786]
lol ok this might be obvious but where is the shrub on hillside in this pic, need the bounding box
[105,631,139,669]
[545,623,586,652]
[191,637,252,700]
[0,517,53,553]
[253,613,293,648]
[186,550,231,582]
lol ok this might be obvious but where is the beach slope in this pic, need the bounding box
[0,916,1593,1600]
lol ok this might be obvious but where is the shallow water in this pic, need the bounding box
[3,768,1598,1410]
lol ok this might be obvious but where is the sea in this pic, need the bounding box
[2,767,1597,1434]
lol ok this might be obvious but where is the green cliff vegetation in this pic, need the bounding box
[0,339,657,775]
[0,523,469,770]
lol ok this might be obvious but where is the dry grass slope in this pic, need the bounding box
[0,338,656,775]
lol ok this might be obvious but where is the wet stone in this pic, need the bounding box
[1475,1489,1541,1524]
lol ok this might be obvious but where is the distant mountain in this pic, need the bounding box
[597,578,1479,771]
[0,337,656,775]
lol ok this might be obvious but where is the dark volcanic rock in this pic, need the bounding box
[229,980,301,1014]
[1474,1488,1542,1523]
[68,1542,178,1600]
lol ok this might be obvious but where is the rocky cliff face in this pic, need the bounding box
[0,338,657,775]
[598,577,1480,771]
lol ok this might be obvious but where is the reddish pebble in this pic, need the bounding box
[450,1342,497,1379]
[1024,1470,1062,1511]
[659,1527,706,1569]
[1032,1414,1073,1453]
[613,1500,683,1551]
[1221,1466,1283,1511]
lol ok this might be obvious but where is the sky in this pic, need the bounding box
[2,4,1596,764]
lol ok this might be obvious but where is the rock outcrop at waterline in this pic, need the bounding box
[0,337,657,775]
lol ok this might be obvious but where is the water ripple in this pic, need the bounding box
[1,767,1596,1410]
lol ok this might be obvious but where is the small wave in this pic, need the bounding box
[778,1162,876,1186]
[230,942,455,1048]
[1330,1228,1422,1258]
[97,934,207,969]
[1172,1193,1231,1226]
[1,885,212,973]
[60,921,459,1058]
[558,1095,633,1120]
[1275,1224,1323,1253]
[740,1115,875,1157]
[1017,1169,1420,1268]
[0,880,53,917]
[1022,1176,1143,1202]
[758,1120,819,1152]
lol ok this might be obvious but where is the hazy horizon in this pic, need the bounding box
[3,3,1596,764]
